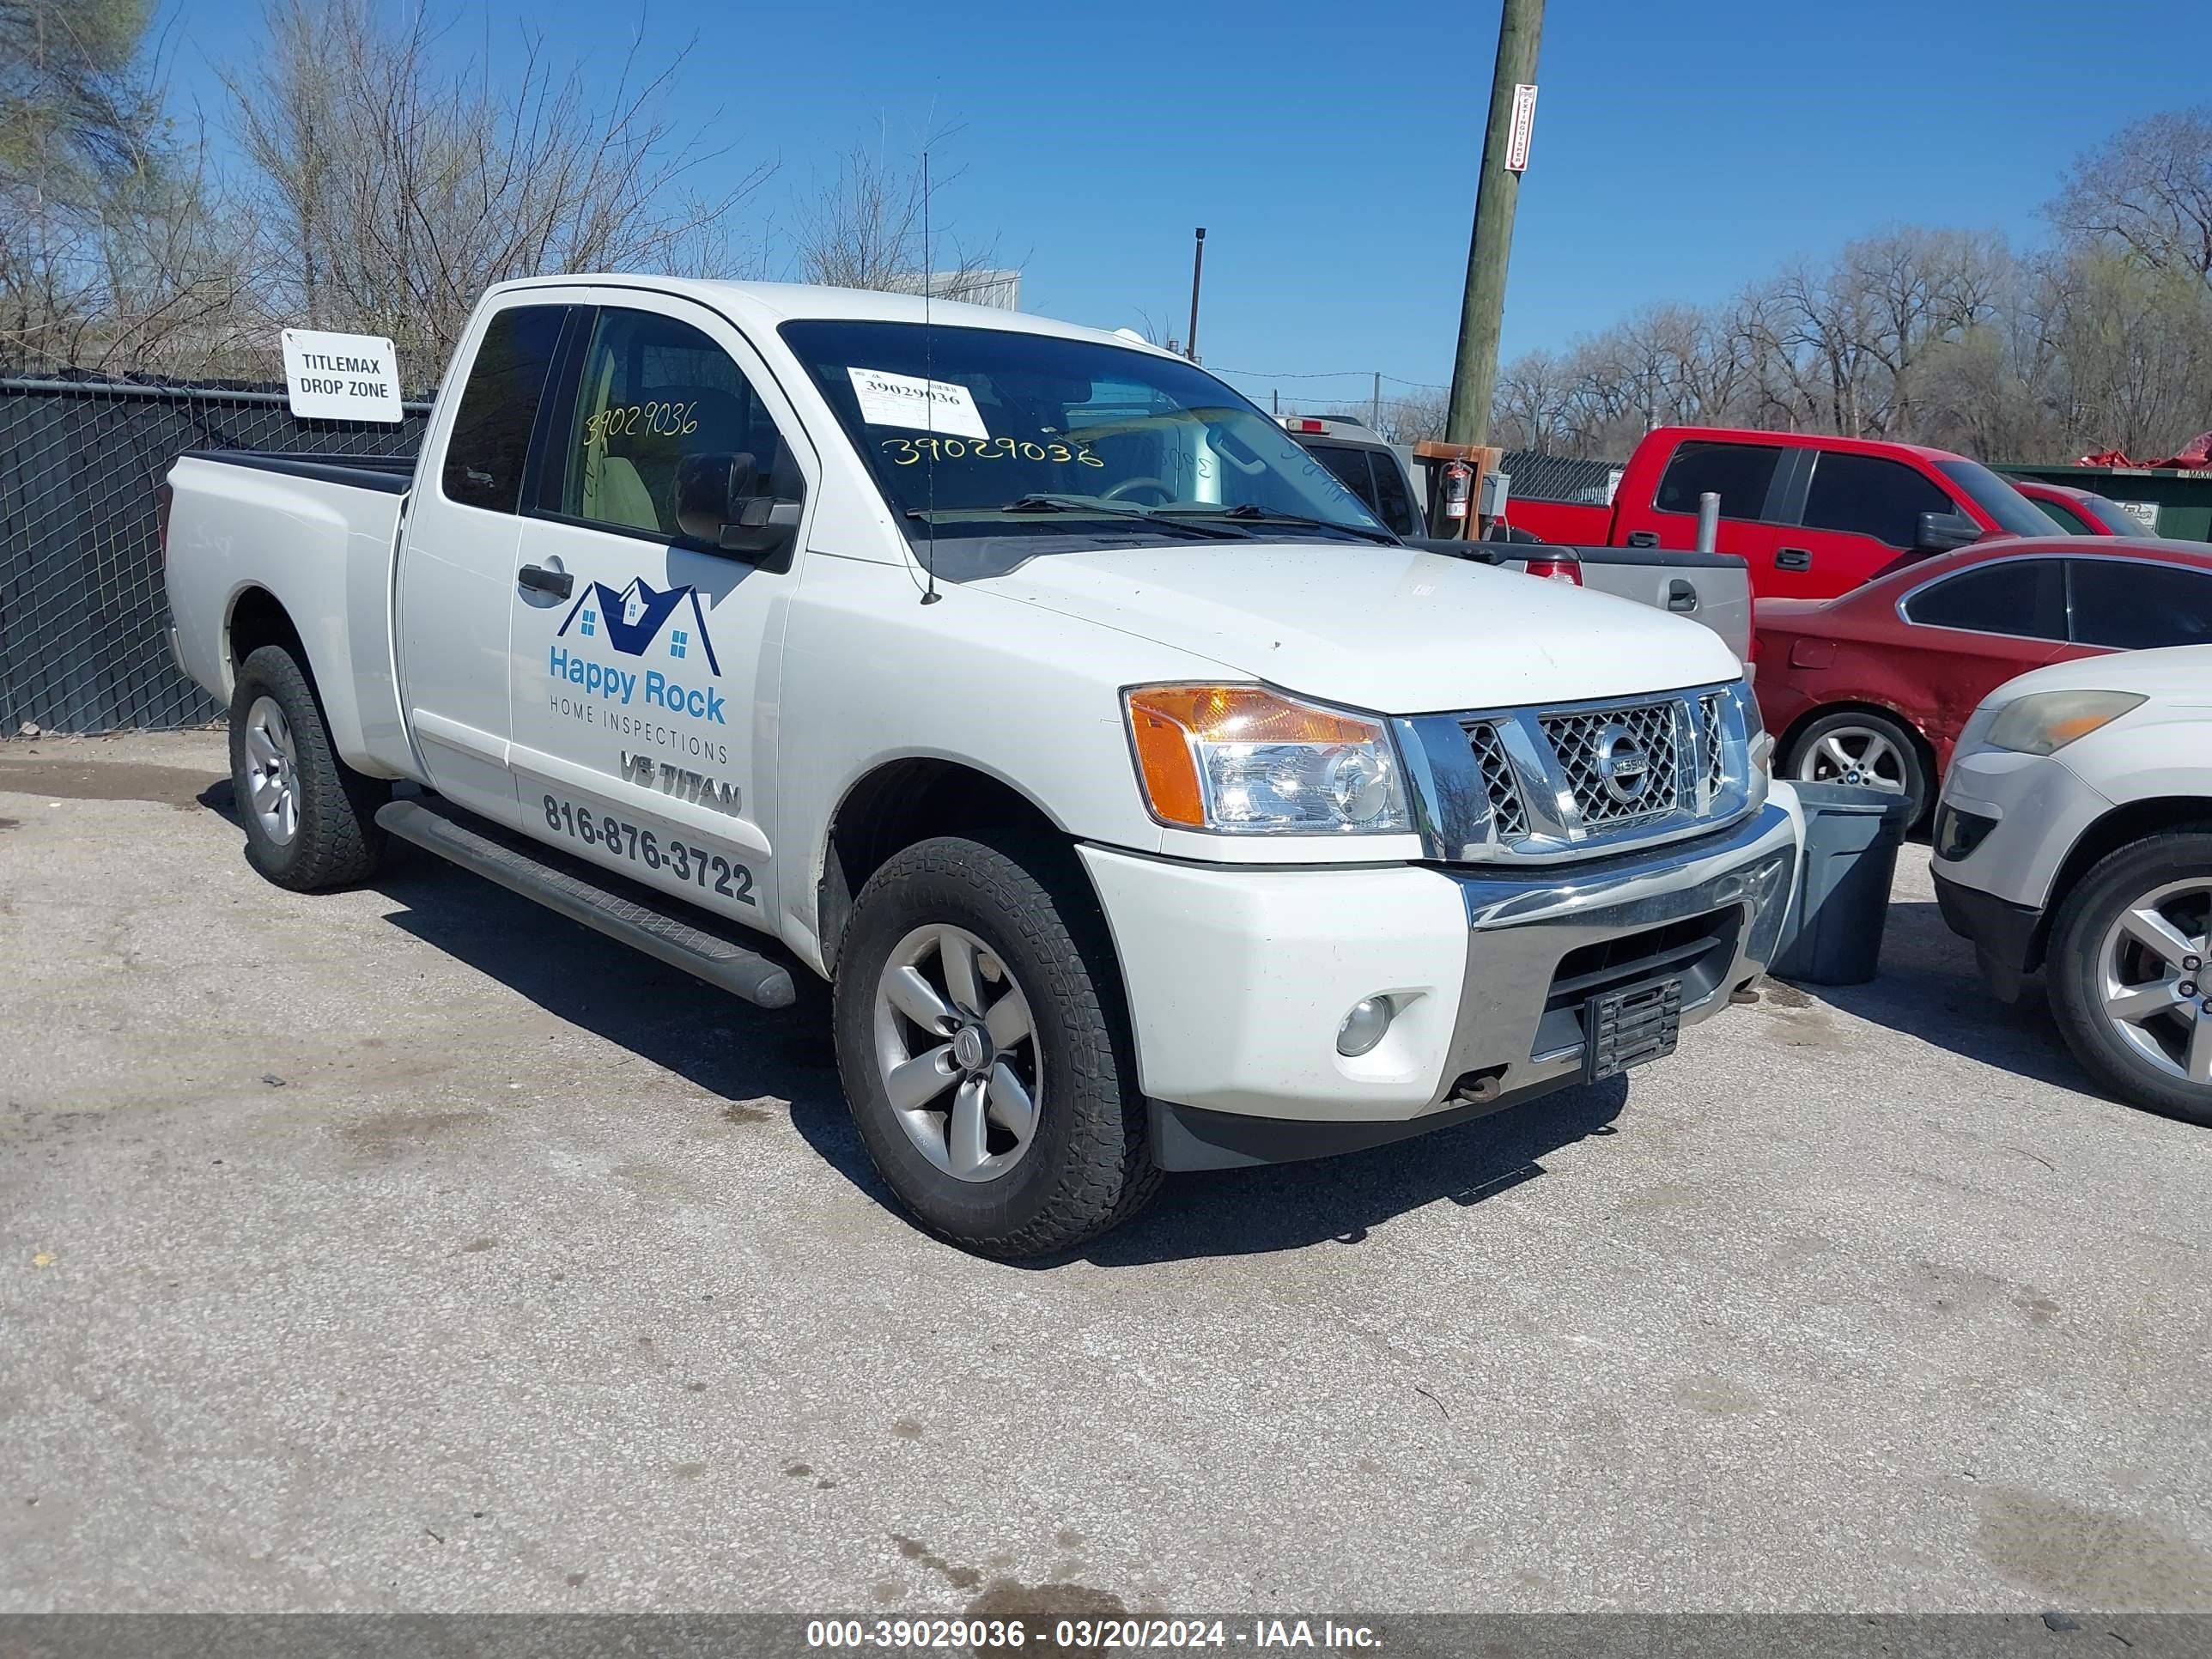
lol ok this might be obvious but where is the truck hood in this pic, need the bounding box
[966,542,1741,714]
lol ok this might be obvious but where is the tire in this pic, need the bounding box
[2045,830,2212,1127]
[228,645,390,891]
[1787,708,1932,826]
[832,833,1160,1257]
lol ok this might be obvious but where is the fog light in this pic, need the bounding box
[1336,997,1394,1057]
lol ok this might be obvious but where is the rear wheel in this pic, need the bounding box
[832,834,1158,1257]
[1788,708,1930,825]
[228,645,389,890]
[2047,832,2212,1126]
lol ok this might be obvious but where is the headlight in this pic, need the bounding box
[1123,684,1411,835]
[1982,690,2145,757]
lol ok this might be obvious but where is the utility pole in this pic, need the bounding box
[1445,0,1544,447]
[1370,371,1382,429]
[1187,228,1206,362]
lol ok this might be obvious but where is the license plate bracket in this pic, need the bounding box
[1584,976,1683,1082]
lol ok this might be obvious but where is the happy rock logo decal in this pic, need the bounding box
[549,577,726,723]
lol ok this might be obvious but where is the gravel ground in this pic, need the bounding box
[3,732,2207,1614]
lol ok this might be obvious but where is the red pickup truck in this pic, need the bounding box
[1505,426,2055,600]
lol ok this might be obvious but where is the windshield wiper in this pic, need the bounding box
[1159,503,1401,546]
[907,495,1252,541]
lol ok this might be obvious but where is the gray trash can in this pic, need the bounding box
[1769,782,1914,987]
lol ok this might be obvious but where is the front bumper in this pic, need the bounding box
[1929,745,2114,1002]
[1932,871,2044,1004]
[1079,797,1799,1170]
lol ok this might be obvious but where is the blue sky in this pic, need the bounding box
[166,0,2206,409]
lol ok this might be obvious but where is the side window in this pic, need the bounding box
[1653,441,1782,520]
[544,306,799,541]
[2033,497,2092,534]
[1307,444,1381,514]
[440,305,568,513]
[1369,448,1417,537]
[2069,561,2212,649]
[1802,452,1954,548]
[1903,560,2066,640]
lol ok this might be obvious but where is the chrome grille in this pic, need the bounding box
[1537,700,1680,827]
[1464,721,1528,840]
[1395,679,1760,866]
[1699,692,1726,799]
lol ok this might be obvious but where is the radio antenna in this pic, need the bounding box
[920,148,941,605]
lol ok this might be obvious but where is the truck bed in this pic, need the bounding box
[163,449,416,780]
[179,449,416,495]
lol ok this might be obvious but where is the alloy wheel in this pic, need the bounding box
[242,695,301,845]
[2096,878,2212,1087]
[871,923,1043,1182]
[1796,724,1910,793]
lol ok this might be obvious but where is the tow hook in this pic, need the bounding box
[1451,1066,1508,1106]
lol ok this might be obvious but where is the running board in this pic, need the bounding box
[376,798,797,1010]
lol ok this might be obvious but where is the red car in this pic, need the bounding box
[2010,478,2155,537]
[1754,537,2212,822]
[1503,424,2055,601]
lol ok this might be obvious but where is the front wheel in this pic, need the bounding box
[832,835,1159,1257]
[1788,708,1931,826]
[2046,831,2212,1126]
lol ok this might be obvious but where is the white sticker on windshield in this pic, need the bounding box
[846,367,989,441]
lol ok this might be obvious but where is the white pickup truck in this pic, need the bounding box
[163,276,1802,1257]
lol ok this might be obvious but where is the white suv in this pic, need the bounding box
[1933,645,2212,1123]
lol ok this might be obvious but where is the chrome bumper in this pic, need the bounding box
[1429,799,1798,1108]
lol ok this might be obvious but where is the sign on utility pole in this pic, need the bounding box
[1504,83,1539,172]
[1445,0,1545,448]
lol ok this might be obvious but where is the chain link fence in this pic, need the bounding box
[1500,451,1623,507]
[1,377,431,734]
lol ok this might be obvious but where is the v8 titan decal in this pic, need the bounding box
[550,577,726,723]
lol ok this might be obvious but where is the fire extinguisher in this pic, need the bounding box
[1438,459,1473,529]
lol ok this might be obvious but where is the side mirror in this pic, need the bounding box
[1915,511,1981,555]
[675,451,803,565]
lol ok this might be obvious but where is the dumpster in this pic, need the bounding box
[1769,783,1915,987]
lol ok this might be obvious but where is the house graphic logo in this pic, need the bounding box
[557,578,721,675]
[547,577,727,725]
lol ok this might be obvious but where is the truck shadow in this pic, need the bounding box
[1802,897,2090,1093]
[1067,1079,1629,1267]
[355,837,1634,1264]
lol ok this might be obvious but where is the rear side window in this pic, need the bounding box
[1803,452,1955,548]
[1369,448,1417,536]
[1654,441,1780,520]
[1903,560,2066,640]
[1307,444,1379,514]
[441,305,568,512]
[2032,496,2092,534]
[2069,560,2212,648]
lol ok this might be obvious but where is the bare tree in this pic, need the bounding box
[222,0,772,377]
[2051,107,2212,286]
[792,127,1003,300]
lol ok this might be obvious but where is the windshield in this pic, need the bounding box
[2083,493,2156,535]
[1936,459,2056,538]
[778,320,1391,559]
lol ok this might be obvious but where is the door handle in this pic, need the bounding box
[1666,579,1698,611]
[517,563,573,599]
[1774,547,1812,572]
[1626,530,1660,548]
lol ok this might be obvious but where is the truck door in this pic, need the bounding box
[1624,436,1802,583]
[1783,449,1963,599]
[504,296,813,935]
[395,300,574,828]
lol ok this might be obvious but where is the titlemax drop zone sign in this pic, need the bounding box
[281,328,404,422]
